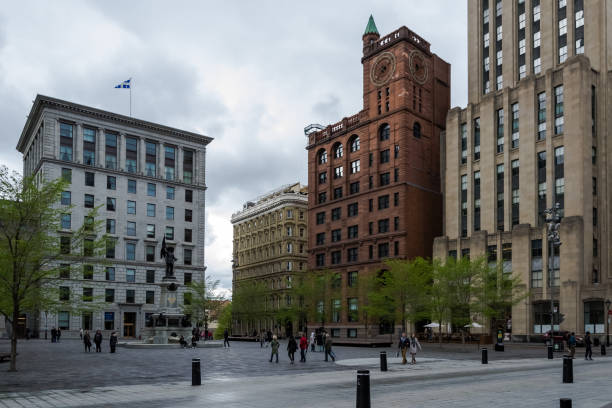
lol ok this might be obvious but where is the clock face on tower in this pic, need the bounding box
[409,50,429,85]
[370,52,396,86]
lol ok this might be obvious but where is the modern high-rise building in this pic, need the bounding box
[15,95,211,339]
[306,17,450,343]
[231,183,308,337]
[434,0,611,341]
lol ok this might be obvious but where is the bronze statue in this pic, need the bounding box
[160,237,177,277]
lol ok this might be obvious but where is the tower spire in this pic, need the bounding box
[363,14,379,36]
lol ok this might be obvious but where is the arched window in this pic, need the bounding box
[318,149,327,164]
[379,124,390,141]
[413,122,421,138]
[349,135,360,152]
[333,143,343,159]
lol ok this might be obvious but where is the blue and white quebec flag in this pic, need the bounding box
[114,78,131,89]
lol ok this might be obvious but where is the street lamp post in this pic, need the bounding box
[544,204,562,345]
[606,299,611,347]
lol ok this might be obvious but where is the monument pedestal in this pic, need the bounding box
[142,276,192,344]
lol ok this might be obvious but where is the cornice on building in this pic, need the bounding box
[231,192,308,224]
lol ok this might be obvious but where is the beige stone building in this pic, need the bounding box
[231,183,308,337]
[434,0,612,341]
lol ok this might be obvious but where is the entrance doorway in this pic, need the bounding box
[123,312,136,338]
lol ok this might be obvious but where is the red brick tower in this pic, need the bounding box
[306,16,450,343]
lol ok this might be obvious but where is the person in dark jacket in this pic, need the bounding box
[223,329,230,348]
[299,333,308,363]
[83,330,92,352]
[93,330,103,352]
[585,331,593,360]
[398,332,409,364]
[287,335,297,364]
[269,335,280,363]
[109,332,118,353]
[51,327,57,343]
[568,332,576,358]
[56,328,61,342]
[324,334,335,362]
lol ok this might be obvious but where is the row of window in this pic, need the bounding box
[460,86,564,164]
[235,209,305,234]
[59,286,157,305]
[316,217,400,245]
[59,265,193,284]
[58,122,195,183]
[316,193,400,225]
[315,241,400,266]
[317,170,400,204]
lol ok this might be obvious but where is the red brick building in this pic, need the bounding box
[306,16,450,343]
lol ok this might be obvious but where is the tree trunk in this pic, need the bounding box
[9,303,18,372]
[438,323,442,347]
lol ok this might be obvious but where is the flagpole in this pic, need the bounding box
[129,78,132,117]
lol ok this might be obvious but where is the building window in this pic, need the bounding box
[348,271,358,287]
[144,224,154,239]
[378,219,389,233]
[511,103,519,148]
[349,181,359,194]
[165,226,174,240]
[350,135,360,152]
[348,225,358,239]
[350,160,360,174]
[517,0,526,78]
[127,179,137,194]
[146,291,155,305]
[413,122,421,138]
[126,268,136,282]
[319,172,327,184]
[124,136,138,173]
[103,267,114,281]
[379,172,390,186]
[318,149,327,164]
[61,168,72,184]
[460,123,467,164]
[166,206,174,220]
[58,311,70,330]
[347,203,358,217]
[59,123,74,162]
[145,141,157,177]
[347,247,358,262]
[316,212,325,224]
[461,174,468,237]
[185,228,192,242]
[555,146,564,213]
[380,149,390,164]
[146,270,155,283]
[166,186,175,200]
[482,0,490,93]
[185,189,193,203]
[378,243,389,258]
[106,238,116,259]
[146,245,155,262]
[331,207,341,221]
[537,92,546,140]
[379,124,390,141]
[127,200,136,215]
[165,146,176,180]
[126,290,135,304]
[127,221,136,236]
[147,203,156,217]
[331,250,341,265]
[84,194,94,208]
[348,298,358,322]
[316,232,325,245]
[85,172,95,187]
[554,85,564,134]
[185,209,192,223]
[511,160,519,225]
[584,301,605,334]
[184,248,192,265]
[497,164,504,231]
[558,0,568,63]
[105,289,115,303]
[82,287,93,302]
[59,286,70,301]
[474,171,481,231]
[378,195,389,210]
[333,187,343,200]
[105,133,117,169]
[532,0,542,73]
[126,243,136,261]
[537,151,547,225]
[60,213,71,230]
[496,109,504,153]
[316,253,325,267]
[104,312,114,330]
[334,166,344,179]
[334,143,343,159]
[183,150,194,184]
[331,229,341,242]
[147,183,156,197]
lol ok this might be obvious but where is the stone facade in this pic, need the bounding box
[231,183,308,337]
[15,95,212,339]
[306,18,450,343]
[434,0,612,341]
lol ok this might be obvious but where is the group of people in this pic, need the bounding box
[267,331,335,364]
[50,327,61,342]
[398,332,422,364]
[81,329,118,353]
[565,331,595,360]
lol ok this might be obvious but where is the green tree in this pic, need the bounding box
[214,302,232,340]
[0,167,106,371]
[182,275,225,333]
[232,280,267,335]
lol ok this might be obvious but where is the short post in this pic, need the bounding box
[560,398,572,408]
[562,356,573,383]
[601,344,606,356]
[356,369,370,408]
[380,351,387,372]
[481,348,488,364]
[548,345,554,359]
[192,358,201,386]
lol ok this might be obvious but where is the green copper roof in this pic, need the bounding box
[363,15,379,36]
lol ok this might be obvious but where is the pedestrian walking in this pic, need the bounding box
[585,331,593,360]
[223,328,230,348]
[269,335,279,363]
[51,327,57,343]
[109,332,118,353]
[299,333,308,362]
[83,330,92,352]
[310,331,316,352]
[287,335,297,364]
[179,335,188,348]
[317,331,324,352]
[260,332,265,348]
[93,330,103,352]
[409,333,422,364]
[191,334,197,348]
[324,334,335,362]
[56,328,61,342]
[398,332,409,364]
[568,332,576,359]
[79,328,83,340]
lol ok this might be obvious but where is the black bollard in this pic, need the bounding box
[481,348,488,364]
[192,358,201,386]
[601,344,606,356]
[560,398,572,408]
[380,351,388,372]
[562,356,573,383]
[356,369,371,408]
[548,345,554,359]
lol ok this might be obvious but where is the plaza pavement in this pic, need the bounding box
[1,339,611,407]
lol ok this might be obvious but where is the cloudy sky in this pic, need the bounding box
[0,1,467,296]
